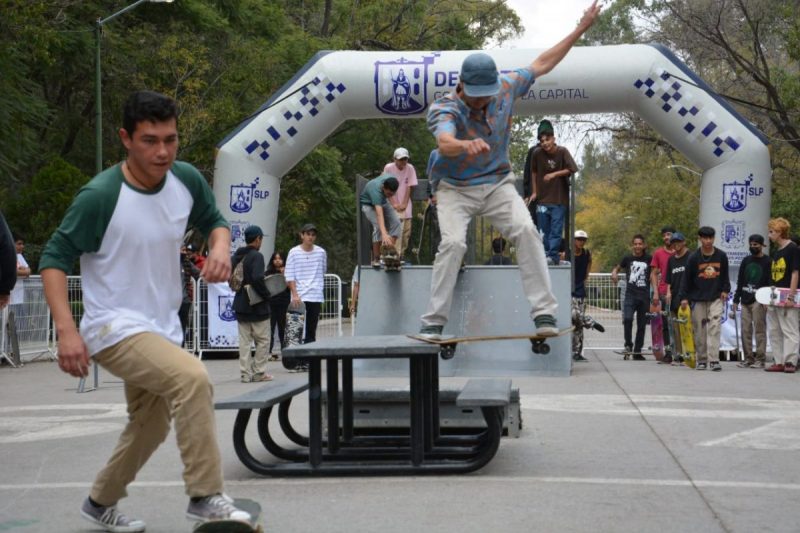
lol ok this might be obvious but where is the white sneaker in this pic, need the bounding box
[186,493,251,523]
[80,497,146,533]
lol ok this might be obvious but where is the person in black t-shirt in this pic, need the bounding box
[765,218,800,373]
[571,230,592,361]
[678,226,730,371]
[733,234,771,368]
[612,234,651,359]
[484,236,513,265]
[665,232,690,365]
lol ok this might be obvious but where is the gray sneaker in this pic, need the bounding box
[186,493,251,523]
[418,325,444,340]
[533,314,558,337]
[80,497,145,533]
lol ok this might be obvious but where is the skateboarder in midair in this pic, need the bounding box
[417,0,602,340]
[40,91,252,531]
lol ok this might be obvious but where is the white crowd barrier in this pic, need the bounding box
[1,277,55,364]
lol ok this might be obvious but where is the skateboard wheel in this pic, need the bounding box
[440,346,456,360]
[537,343,550,355]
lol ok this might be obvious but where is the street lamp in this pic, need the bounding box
[667,164,702,176]
[95,0,175,174]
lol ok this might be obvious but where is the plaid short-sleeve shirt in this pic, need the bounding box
[427,66,535,188]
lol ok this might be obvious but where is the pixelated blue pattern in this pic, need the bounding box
[243,74,347,161]
[633,69,742,158]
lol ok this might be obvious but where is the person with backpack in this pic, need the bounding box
[230,225,273,383]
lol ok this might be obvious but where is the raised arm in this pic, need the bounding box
[530,1,602,77]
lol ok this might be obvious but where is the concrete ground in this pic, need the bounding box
[1,349,799,533]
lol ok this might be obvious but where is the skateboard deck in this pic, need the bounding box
[380,244,401,271]
[193,498,262,533]
[283,303,305,370]
[648,300,665,361]
[755,286,800,307]
[409,327,573,358]
[614,350,653,360]
[676,306,696,369]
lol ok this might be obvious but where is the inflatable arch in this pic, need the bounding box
[214,44,770,267]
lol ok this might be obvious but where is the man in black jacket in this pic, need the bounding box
[232,225,272,382]
[679,226,730,372]
[733,234,770,368]
[0,210,16,309]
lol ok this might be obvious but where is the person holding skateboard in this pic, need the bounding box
[764,218,800,373]
[417,0,602,340]
[285,223,327,346]
[360,174,402,268]
[678,226,730,371]
[611,234,652,360]
[650,226,676,363]
[39,91,252,531]
[665,232,690,365]
[384,147,418,261]
[733,234,771,369]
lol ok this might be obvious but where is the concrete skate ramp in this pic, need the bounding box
[354,265,572,377]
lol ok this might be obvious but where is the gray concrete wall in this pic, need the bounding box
[354,265,572,377]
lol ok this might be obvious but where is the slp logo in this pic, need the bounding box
[374,54,436,115]
[230,177,270,214]
[218,295,236,322]
[721,220,745,248]
[722,174,763,213]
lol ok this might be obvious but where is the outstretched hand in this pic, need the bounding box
[578,0,602,31]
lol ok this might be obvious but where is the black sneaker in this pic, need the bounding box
[632,353,646,361]
[710,361,722,372]
[533,314,558,337]
[658,355,673,365]
[418,324,444,340]
[572,354,589,362]
[672,355,684,366]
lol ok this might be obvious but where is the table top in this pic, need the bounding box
[282,335,441,360]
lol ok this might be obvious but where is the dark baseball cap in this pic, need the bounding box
[300,223,317,233]
[670,232,685,243]
[748,233,765,245]
[698,226,715,237]
[460,53,500,97]
[244,225,263,243]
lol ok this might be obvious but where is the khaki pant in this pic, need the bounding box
[91,332,223,505]
[692,299,722,363]
[740,302,767,363]
[422,175,557,326]
[398,217,412,258]
[767,306,800,366]
[238,319,269,379]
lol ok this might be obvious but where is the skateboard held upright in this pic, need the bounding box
[647,299,665,361]
[380,244,402,272]
[283,302,306,370]
[675,305,696,369]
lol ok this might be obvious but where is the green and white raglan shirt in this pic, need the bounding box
[40,161,228,356]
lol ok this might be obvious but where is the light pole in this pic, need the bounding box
[667,164,702,176]
[95,0,174,174]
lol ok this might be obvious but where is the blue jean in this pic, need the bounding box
[536,204,566,263]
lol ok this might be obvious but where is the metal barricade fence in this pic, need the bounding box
[0,276,55,363]
[195,274,343,359]
[582,273,625,350]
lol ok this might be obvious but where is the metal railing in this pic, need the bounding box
[1,277,55,364]
[582,273,624,350]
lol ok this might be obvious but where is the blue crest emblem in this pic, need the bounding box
[230,178,260,214]
[721,220,745,247]
[374,55,436,115]
[722,180,748,213]
[218,295,236,322]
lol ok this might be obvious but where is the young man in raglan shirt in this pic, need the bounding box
[733,233,771,369]
[611,234,651,360]
[418,1,602,340]
[384,147,418,261]
[764,218,800,373]
[665,232,689,365]
[39,91,252,532]
[678,226,730,372]
[650,226,676,362]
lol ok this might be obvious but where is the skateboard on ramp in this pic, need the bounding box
[755,286,800,307]
[193,498,262,532]
[409,327,573,359]
[647,300,665,361]
[380,243,402,272]
[675,305,696,369]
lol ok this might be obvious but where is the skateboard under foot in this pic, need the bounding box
[192,498,263,532]
[409,328,573,359]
